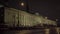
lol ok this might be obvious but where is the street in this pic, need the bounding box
[3,29,45,34]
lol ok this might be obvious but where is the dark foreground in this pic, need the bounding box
[0,24,59,34]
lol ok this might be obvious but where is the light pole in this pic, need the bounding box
[17,2,25,27]
[17,0,29,27]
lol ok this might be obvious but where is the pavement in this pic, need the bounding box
[0,24,58,34]
[3,29,45,34]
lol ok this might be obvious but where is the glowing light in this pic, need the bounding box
[56,19,58,21]
[21,2,24,6]
[45,17,48,19]
[35,12,39,15]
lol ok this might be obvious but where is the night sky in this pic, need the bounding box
[0,0,60,21]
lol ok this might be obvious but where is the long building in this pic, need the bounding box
[4,7,57,27]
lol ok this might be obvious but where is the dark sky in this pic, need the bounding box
[0,0,60,21]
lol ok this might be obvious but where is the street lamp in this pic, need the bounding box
[17,0,29,27]
[21,2,24,6]
[17,2,25,27]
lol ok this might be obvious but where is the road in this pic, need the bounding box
[3,29,45,34]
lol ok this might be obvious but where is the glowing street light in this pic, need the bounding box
[21,2,24,6]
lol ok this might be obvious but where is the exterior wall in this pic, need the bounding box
[4,7,56,27]
[4,8,18,27]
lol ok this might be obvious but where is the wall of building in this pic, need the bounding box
[4,7,57,27]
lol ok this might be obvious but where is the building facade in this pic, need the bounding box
[4,7,57,27]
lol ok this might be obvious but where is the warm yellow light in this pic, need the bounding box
[45,17,47,19]
[21,2,24,6]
